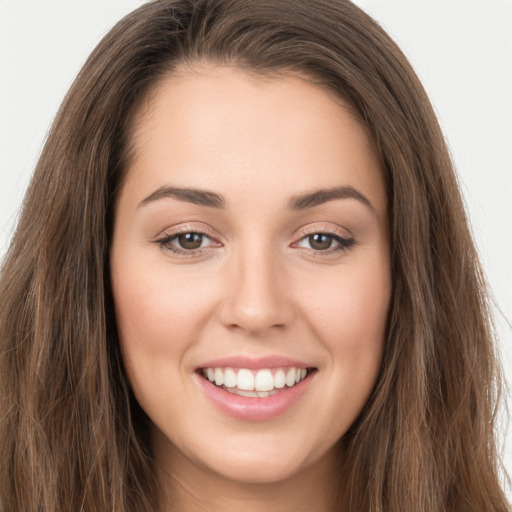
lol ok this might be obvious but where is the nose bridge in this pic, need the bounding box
[218,235,293,334]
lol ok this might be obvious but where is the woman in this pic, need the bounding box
[0,0,509,510]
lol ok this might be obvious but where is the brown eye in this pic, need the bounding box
[294,231,355,254]
[177,233,204,250]
[308,234,334,251]
[156,230,220,256]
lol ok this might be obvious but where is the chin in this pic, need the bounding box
[188,433,324,485]
[207,453,309,485]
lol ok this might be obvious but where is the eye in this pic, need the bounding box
[294,232,355,254]
[155,230,220,255]
[175,232,207,250]
[301,233,336,251]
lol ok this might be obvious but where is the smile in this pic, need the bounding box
[195,361,317,421]
[200,367,312,397]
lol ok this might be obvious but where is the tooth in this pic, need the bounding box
[224,368,237,388]
[207,368,215,382]
[214,368,224,386]
[274,369,286,389]
[300,368,307,380]
[285,368,296,387]
[254,369,274,391]
[236,389,258,397]
[237,369,255,390]
[257,391,270,397]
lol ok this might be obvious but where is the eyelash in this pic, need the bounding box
[293,227,356,256]
[154,226,356,257]
[155,227,218,258]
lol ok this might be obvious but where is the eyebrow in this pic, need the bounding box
[288,185,375,212]
[137,184,375,213]
[138,186,226,209]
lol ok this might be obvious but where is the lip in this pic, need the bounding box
[197,355,313,370]
[194,364,316,422]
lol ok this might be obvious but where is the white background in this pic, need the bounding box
[1,0,511,497]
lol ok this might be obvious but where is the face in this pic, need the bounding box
[110,65,391,487]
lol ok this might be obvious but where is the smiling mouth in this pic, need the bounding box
[199,366,317,398]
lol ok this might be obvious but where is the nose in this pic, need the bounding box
[217,241,295,336]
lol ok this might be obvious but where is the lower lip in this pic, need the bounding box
[195,371,315,421]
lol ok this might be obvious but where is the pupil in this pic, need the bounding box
[179,233,203,250]
[309,234,332,250]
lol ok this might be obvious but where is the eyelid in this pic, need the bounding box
[154,223,220,241]
[153,223,223,256]
[290,223,356,255]
[294,223,353,240]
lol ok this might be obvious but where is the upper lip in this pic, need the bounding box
[197,355,315,370]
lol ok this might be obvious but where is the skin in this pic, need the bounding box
[110,64,392,512]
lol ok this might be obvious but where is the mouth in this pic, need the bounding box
[197,366,317,398]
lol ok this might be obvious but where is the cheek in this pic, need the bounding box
[111,261,214,424]
[113,272,177,353]
[304,261,390,344]
[110,256,210,393]
[112,259,214,351]
[297,251,391,396]
[300,258,390,433]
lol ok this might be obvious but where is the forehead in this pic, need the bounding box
[123,64,386,216]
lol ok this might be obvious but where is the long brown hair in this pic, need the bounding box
[0,1,509,510]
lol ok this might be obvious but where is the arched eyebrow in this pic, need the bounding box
[138,186,226,209]
[288,185,375,212]
[137,184,375,213]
